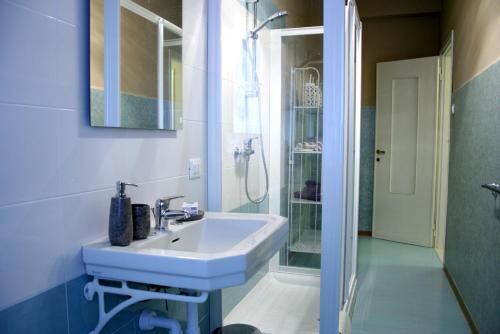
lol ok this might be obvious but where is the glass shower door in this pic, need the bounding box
[270,29,324,273]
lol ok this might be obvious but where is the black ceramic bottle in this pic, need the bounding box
[131,204,151,240]
[109,181,138,246]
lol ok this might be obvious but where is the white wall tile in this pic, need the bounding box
[6,0,80,26]
[222,167,242,212]
[61,189,113,280]
[183,65,207,122]
[1,0,208,308]
[0,104,61,206]
[62,175,207,281]
[0,198,65,310]
[144,120,206,182]
[221,78,235,125]
[182,0,208,71]
[0,0,79,109]
[221,122,248,170]
[58,110,154,194]
[57,111,205,195]
[220,0,272,213]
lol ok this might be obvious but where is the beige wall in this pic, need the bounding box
[90,0,104,89]
[361,14,440,106]
[358,0,441,18]
[272,0,322,28]
[441,0,500,90]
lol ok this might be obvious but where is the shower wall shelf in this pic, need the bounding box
[293,151,322,154]
[289,229,321,254]
[287,66,323,255]
[290,198,322,205]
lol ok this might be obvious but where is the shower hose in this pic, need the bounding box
[244,93,270,204]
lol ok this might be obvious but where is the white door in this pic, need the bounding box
[373,57,438,247]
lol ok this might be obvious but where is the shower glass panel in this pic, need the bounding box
[277,32,323,272]
[219,0,278,321]
[218,0,323,329]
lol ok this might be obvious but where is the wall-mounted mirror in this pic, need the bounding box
[90,0,182,130]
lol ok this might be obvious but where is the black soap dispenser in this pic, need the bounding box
[109,181,138,246]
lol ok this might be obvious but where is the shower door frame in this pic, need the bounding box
[269,26,324,276]
[207,1,348,332]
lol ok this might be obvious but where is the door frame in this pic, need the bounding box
[340,0,362,325]
[321,1,347,333]
[207,0,223,330]
[433,31,454,263]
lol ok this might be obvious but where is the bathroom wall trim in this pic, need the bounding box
[443,267,479,334]
[344,275,357,319]
[339,277,356,333]
[206,0,223,331]
[453,54,500,93]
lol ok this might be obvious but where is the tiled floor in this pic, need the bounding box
[352,237,470,334]
[224,272,320,334]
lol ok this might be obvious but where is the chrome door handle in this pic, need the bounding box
[481,183,500,198]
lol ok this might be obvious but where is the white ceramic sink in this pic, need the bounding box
[83,212,288,291]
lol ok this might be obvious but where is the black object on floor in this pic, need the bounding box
[212,324,262,334]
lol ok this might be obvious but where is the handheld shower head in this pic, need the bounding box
[249,10,288,39]
[269,10,288,21]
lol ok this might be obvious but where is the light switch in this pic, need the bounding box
[189,158,201,180]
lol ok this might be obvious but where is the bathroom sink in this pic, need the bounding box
[83,212,288,291]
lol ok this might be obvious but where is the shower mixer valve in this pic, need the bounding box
[234,137,258,160]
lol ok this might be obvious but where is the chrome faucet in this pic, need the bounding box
[234,136,258,160]
[151,196,190,231]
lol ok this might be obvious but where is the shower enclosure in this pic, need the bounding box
[209,0,362,332]
[269,27,324,273]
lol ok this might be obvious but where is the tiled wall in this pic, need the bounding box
[0,0,208,332]
[445,60,500,333]
[220,0,272,213]
[358,106,376,231]
[219,0,280,321]
[91,88,177,129]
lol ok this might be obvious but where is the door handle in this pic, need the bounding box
[376,149,386,155]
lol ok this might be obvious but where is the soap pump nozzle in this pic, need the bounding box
[116,181,138,198]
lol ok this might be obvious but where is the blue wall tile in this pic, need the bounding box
[66,275,141,334]
[90,88,174,129]
[445,60,500,333]
[359,106,376,231]
[0,274,210,334]
[113,320,136,334]
[0,283,68,334]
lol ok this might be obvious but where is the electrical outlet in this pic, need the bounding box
[188,158,201,180]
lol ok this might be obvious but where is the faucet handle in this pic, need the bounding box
[244,136,259,148]
[156,195,184,210]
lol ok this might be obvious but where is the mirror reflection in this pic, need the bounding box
[90,0,183,130]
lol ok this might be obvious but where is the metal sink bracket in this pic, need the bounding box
[83,277,208,334]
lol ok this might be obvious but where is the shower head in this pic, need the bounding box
[268,10,288,21]
[248,10,288,39]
